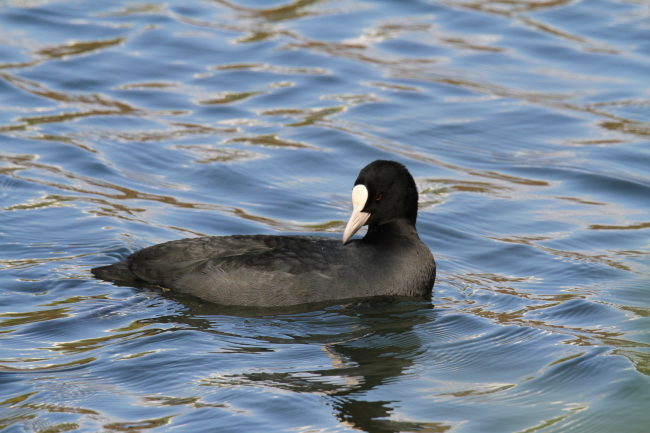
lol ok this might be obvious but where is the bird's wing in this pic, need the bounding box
[128,235,280,262]
[127,237,350,306]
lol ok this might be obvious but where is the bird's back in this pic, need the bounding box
[91,232,435,307]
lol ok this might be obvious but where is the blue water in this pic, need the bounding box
[1,0,649,431]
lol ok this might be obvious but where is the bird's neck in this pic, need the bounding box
[363,219,419,244]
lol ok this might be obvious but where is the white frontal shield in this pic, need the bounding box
[343,184,371,243]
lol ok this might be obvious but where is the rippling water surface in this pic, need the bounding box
[1,0,649,431]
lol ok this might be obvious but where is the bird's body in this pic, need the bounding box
[92,160,436,307]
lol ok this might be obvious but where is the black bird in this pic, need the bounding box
[91,160,436,306]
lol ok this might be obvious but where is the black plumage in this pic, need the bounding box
[91,160,436,306]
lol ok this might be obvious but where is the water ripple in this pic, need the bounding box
[1,0,649,431]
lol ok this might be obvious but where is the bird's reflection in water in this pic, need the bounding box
[155,293,450,432]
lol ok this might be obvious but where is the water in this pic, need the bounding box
[1,0,649,431]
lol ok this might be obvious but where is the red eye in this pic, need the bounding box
[376,194,382,201]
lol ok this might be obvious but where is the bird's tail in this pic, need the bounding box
[91,260,137,281]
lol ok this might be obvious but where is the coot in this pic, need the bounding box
[91,160,436,306]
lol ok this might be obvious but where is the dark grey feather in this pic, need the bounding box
[91,161,436,307]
